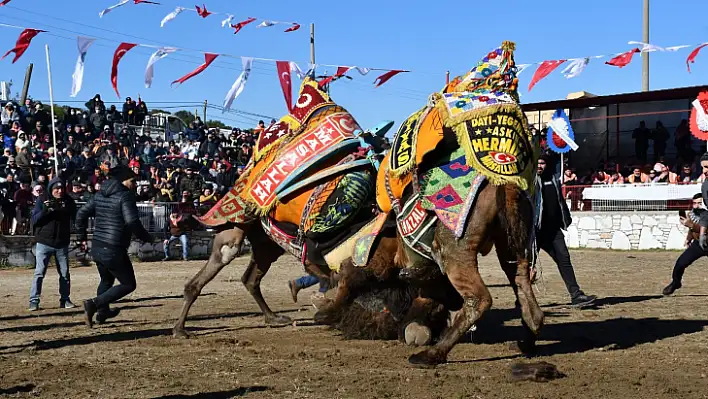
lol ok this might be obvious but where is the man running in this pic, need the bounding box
[663,193,705,295]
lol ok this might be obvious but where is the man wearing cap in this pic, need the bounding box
[75,165,154,328]
[28,178,77,311]
[535,154,597,308]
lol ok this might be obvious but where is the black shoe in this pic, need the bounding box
[96,309,121,324]
[662,281,682,296]
[570,293,597,308]
[83,299,97,328]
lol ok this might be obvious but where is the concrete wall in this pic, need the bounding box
[563,211,688,251]
[0,231,219,268]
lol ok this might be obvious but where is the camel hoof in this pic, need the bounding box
[408,350,445,368]
[265,315,292,326]
[509,340,537,356]
[404,322,432,346]
[313,309,336,325]
[172,328,191,339]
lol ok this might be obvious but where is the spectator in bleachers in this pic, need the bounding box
[592,170,610,185]
[633,121,651,164]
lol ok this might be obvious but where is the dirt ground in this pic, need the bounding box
[2,249,708,399]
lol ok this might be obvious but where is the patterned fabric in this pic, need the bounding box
[454,41,520,102]
[197,166,256,226]
[254,121,292,161]
[308,169,375,237]
[439,91,516,122]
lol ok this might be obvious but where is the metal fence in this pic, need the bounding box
[72,202,201,234]
[561,183,695,212]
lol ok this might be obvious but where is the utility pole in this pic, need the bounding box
[642,0,649,92]
[446,71,450,85]
[310,23,316,77]
[203,100,207,122]
[20,63,33,104]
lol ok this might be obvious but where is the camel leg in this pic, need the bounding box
[173,227,245,338]
[496,242,544,354]
[408,228,492,367]
[241,227,290,325]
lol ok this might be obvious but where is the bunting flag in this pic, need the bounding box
[99,0,130,17]
[628,41,691,53]
[284,23,300,32]
[171,53,218,86]
[2,28,45,64]
[605,48,640,68]
[161,7,185,27]
[111,42,138,98]
[374,70,406,87]
[145,47,177,88]
[289,62,311,79]
[687,43,708,73]
[276,61,293,111]
[195,4,211,18]
[355,67,371,75]
[221,14,234,27]
[515,64,531,75]
[70,36,96,97]
[231,17,257,34]
[561,57,590,79]
[223,57,253,112]
[257,20,275,28]
[318,66,352,88]
[0,0,12,6]
[134,0,160,4]
[528,60,566,91]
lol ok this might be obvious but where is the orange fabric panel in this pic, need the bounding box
[376,152,412,213]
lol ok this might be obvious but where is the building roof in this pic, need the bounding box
[521,85,707,112]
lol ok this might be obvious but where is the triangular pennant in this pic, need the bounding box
[528,60,566,91]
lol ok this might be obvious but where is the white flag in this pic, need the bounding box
[145,47,178,88]
[99,0,130,17]
[289,62,308,79]
[257,20,275,28]
[355,67,371,75]
[515,63,531,75]
[71,37,96,98]
[562,57,590,79]
[223,57,253,112]
[161,7,185,27]
[221,14,234,28]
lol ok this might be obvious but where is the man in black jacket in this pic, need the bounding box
[535,154,596,307]
[75,165,154,328]
[28,178,76,311]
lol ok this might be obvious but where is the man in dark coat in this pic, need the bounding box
[75,165,154,327]
[534,154,596,308]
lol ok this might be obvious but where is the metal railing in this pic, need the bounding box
[561,183,697,212]
[71,201,209,234]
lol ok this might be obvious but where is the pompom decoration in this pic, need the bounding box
[690,91,708,141]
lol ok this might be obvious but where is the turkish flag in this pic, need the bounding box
[527,60,566,91]
[374,70,406,87]
[172,53,218,86]
[605,48,640,68]
[111,42,138,98]
[687,43,708,73]
[195,4,211,18]
[319,66,352,88]
[134,0,160,4]
[276,61,293,112]
[231,17,256,34]
[2,29,45,64]
[284,23,301,33]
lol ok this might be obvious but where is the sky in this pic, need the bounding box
[1,0,707,133]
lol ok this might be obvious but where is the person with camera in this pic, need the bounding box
[28,178,77,311]
[75,165,154,328]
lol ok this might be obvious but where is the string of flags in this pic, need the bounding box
[99,0,301,34]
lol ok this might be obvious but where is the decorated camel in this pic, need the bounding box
[173,41,543,368]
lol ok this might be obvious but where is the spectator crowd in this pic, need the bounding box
[0,93,267,236]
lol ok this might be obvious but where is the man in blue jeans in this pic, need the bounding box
[29,178,76,311]
[163,210,191,261]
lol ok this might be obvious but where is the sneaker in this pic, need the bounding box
[60,300,77,309]
[288,280,300,303]
[96,308,121,324]
[82,299,97,328]
[162,256,170,261]
[570,293,597,308]
[28,302,39,312]
[662,281,682,296]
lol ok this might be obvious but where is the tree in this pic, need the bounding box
[174,110,195,125]
[150,109,171,115]
[205,119,232,130]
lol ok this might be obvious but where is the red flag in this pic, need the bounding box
[687,43,708,73]
[374,70,406,87]
[172,53,218,86]
[231,17,256,34]
[605,48,640,68]
[276,61,293,111]
[2,29,45,64]
[527,60,566,91]
[195,4,211,18]
[318,66,352,88]
[0,0,12,6]
[110,42,138,98]
[134,0,160,4]
[284,23,301,33]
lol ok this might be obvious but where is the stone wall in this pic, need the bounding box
[564,211,688,250]
[0,231,219,267]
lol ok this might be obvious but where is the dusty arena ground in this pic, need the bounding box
[2,250,708,399]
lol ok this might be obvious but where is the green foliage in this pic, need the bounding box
[174,110,196,125]
[150,109,171,115]
[205,119,232,130]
